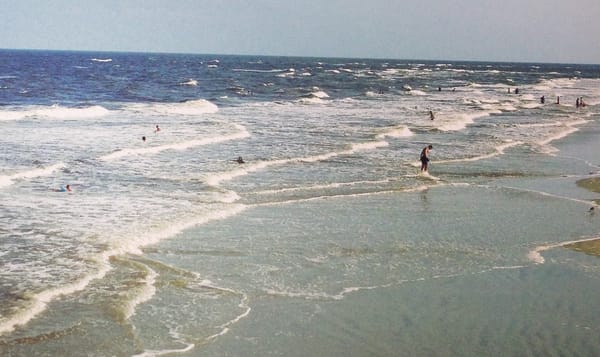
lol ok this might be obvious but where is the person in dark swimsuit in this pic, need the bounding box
[420,145,433,172]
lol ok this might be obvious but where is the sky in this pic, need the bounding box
[1,0,599,64]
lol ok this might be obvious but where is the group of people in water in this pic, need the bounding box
[422,86,590,175]
[55,85,590,190]
[540,95,586,106]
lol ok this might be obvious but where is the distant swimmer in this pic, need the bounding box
[420,145,433,172]
[540,95,545,104]
[155,125,160,132]
[429,111,435,120]
[556,96,560,105]
[142,136,146,142]
[54,184,72,192]
[236,156,245,164]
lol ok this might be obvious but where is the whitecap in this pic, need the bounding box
[0,162,66,188]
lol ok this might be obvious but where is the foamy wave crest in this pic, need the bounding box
[435,141,522,165]
[0,255,112,335]
[409,90,427,96]
[253,179,393,196]
[206,140,388,186]
[133,344,195,357]
[91,58,112,63]
[180,79,198,86]
[113,205,248,256]
[376,126,413,139]
[0,105,110,121]
[534,118,587,154]
[0,204,248,337]
[100,124,250,161]
[0,162,66,188]
[122,263,157,321]
[310,90,329,99]
[128,99,218,116]
[438,110,500,132]
[528,237,600,265]
[298,88,330,104]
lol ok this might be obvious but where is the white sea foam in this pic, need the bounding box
[435,141,522,165]
[0,162,66,188]
[122,264,158,321]
[409,90,427,96]
[132,343,195,357]
[100,124,250,161]
[528,237,600,265]
[127,99,218,116]
[0,204,251,336]
[534,118,587,154]
[0,254,112,335]
[310,90,329,98]
[180,79,198,86]
[376,126,413,139]
[437,110,499,132]
[0,105,110,121]
[253,179,393,196]
[206,140,388,186]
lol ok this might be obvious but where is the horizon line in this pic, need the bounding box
[1,47,598,67]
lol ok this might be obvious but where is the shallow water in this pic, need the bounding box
[1,51,600,356]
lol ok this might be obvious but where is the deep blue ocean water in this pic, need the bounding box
[1,50,600,356]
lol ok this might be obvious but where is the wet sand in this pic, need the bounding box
[565,177,600,257]
[565,239,600,257]
[576,176,600,204]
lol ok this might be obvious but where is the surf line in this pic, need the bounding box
[99,124,250,161]
[0,205,248,337]
[251,184,436,208]
[0,162,66,188]
[501,185,597,208]
[435,141,523,165]
[528,236,600,264]
[206,140,389,187]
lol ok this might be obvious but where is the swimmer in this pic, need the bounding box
[54,184,72,192]
[429,111,435,120]
[155,125,160,133]
[236,156,245,164]
[142,136,146,142]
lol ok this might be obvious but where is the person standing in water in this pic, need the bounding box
[420,145,433,172]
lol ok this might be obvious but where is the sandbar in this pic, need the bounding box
[564,177,600,257]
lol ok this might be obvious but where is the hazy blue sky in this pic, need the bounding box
[1,0,599,63]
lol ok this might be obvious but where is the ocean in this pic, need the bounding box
[1,50,599,356]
